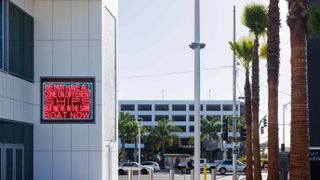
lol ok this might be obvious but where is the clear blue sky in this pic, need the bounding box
[118,0,291,146]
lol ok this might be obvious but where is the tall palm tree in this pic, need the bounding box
[309,4,320,37]
[147,119,181,167]
[267,0,281,179]
[287,0,310,179]
[229,38,254,180]
[118,112,139,162]
[242,4,268,180]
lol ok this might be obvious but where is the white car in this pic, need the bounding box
[118,162,153,175]
[215,160,246,175]
[141,161,161,172]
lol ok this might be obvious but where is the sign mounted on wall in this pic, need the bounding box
[41,77,95,123]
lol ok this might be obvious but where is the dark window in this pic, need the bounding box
[138,104,152,111]
[155,104,169,111]
[172,115,186,121]
[172,104,186,111]
[189,126,194,132]
[189,104,203,111]
[175,126,186,132]
[121,104,135,111]
[223,104,233,111]
[223,160,232,165]
[138,115,152,122]
[189,115,203,121]
[207,104,221,111]
[0,0,3,69]
[181,138,190,145]
[8,3,34,81]
[155,115,168,121]
[207,115,220,121]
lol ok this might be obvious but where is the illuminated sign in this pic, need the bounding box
[41,78,95,123]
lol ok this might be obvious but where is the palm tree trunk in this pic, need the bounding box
[161,142,166,168]
[287,1,310,179]
[245,70,253,180]
[252,37,262,180]
[267,0,280,179]
[121,141,126,162]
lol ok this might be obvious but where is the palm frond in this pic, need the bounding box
[260,42,267,60]
[242,3,268,38]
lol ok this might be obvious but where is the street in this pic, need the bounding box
[119,172,268,180]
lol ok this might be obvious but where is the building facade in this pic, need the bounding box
[308,0,320,178]
[119,100,244,161]
[0,0,118,179]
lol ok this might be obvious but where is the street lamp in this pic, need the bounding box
[136,117,143,180]
[281,102,290,152]
[189,0,205,180]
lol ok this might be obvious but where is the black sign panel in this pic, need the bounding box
[310,150,320,180]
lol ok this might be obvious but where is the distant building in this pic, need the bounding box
[119,100,245,161]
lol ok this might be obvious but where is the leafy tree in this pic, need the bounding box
[287,0,310,179]
[242,4,268,180]
[147,119,181,167]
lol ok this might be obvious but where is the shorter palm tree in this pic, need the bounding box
[119,112,139,162]
[229,37,254,180]
[147,119,181,167]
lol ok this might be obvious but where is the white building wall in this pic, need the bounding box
[31,0,118,179]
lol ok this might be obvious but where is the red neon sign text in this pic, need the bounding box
[42,82,93,120]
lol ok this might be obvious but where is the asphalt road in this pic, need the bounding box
[119,172,268,180]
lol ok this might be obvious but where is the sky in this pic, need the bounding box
[118,0,292,147]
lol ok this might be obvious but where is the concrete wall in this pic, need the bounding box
[0,0,118,179]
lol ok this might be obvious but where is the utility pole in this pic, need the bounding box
[232,5,237,180]
[189,0,205,180]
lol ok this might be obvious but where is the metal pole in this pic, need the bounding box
[136,118,142,180]
[128,169,133,180]
[282,103,290,149]
[211,168,216,180]
[232,5,237,180]
[149,169,154,180]
[169,169,175,180]
[191,169,195,180]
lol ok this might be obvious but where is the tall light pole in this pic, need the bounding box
[189,0,205,179]
[282,102,290,151]
[232,5,237,180]
[136,117,143,180]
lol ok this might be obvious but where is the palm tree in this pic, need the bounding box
[287,0,310,179]
[267,0,280,179]
[201,117,221,161]
[242,4,268,180]
[118,112,139,162]
[309,4,320,37]
[229,37,254,180]
[147,119,181,167]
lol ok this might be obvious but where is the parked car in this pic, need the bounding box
[215,160,246,175]
[177,158,218,173]
[118,162,153,175]
[141,161,161,172]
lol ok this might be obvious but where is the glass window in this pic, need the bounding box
[189,104,204,111]
[138,115,152,121]
[176,126,186,132]
[155,115,168,121]
[172,115,186,121]
[155,104,169,111]
[207,104,221,111]
[223,104,233,111]
[172,104,186,111]
[121,104,135,111]
[9,3,34,81]
[189,115,203,121]
[138,104,152,111]
[189,126,194,132]
[0,0,3,69]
